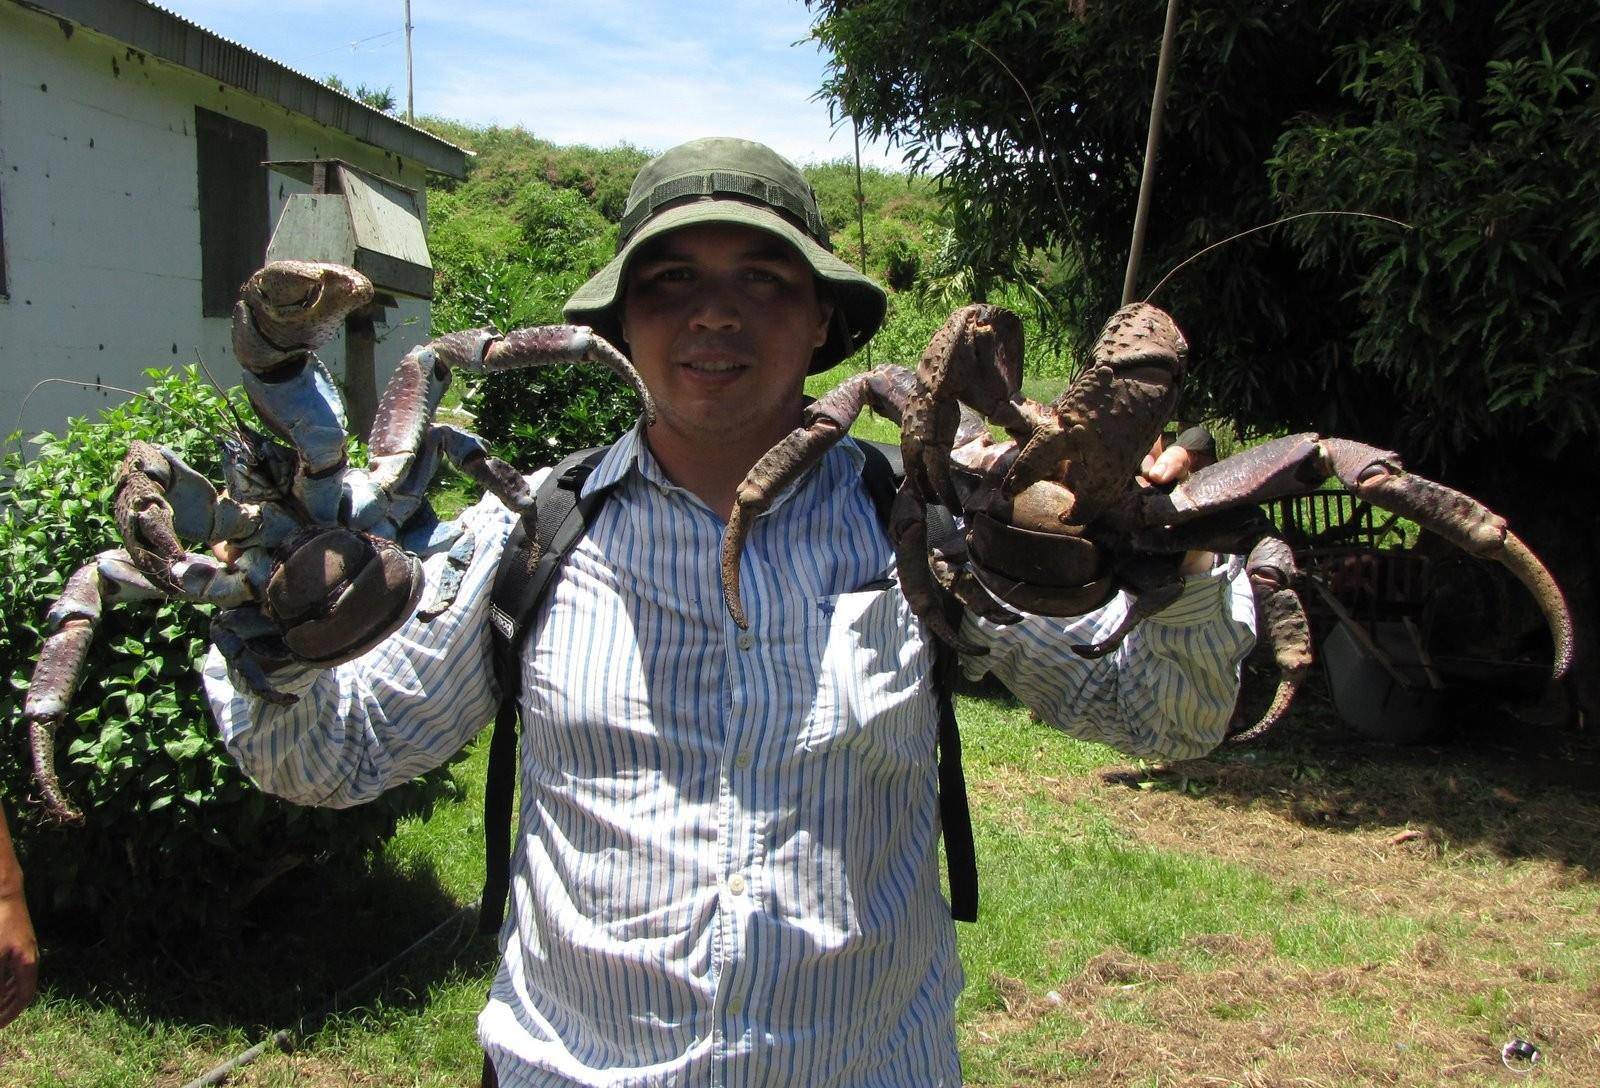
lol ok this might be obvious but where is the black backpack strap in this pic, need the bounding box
[857,440,979,922]
[931,645,977,921]
[479,445,615,934]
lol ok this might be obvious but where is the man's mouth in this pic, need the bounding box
[680,355,748,374]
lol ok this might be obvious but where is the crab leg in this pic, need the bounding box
[1123,506,1313,741]
[722,366,916,628]
[1227,536,1312,743]
[25,564,115,824]
[1322,439,1573,677]
[27,442,262,822]
[367,423,538,550]
[366,326,655,500]
[23,551,252,824]
[1143,433,1574,680]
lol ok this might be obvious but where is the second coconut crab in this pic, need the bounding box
[721,302,1574,739]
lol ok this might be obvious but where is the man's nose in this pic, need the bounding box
[687,280,742,330]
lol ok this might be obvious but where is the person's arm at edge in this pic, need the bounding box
[0,806,39,1029]
[201,486,528,809]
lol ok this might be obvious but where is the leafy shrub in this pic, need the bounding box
[430,178,643,466]
[1,369,459,937]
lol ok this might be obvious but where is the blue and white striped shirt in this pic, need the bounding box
[204,423,1255,1087]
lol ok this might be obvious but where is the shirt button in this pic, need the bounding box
[727,995,744,1016]
[736,632,755,651]
[734,750,753,769]
[728,874,747,895]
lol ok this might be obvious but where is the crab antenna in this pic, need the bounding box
[968,39,1073,236]
[10,378,214,460]
[1142,211,1413,305]
[192,348,252,444]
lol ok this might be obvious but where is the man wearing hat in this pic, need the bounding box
[206,137,1254,1086]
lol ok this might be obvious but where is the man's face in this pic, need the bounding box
[620,221,833,457]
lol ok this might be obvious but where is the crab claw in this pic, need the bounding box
[903,305,1033,513]
[1322,439,1574,679]
[1227,537,1312,743]
[233,261,375,371]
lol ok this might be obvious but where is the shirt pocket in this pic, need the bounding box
[801,584,939,771]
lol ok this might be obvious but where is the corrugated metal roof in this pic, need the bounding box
[13,0,471,178]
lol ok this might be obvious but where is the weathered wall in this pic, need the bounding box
[0,1,434,445]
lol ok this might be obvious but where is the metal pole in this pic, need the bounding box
[404,0,415,123]
[1121,0,1182,305]
[853,114,871,366]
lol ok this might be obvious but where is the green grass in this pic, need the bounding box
[8,689,1593,1086]
[952,693,1414,1007]
[0,740,502,1087]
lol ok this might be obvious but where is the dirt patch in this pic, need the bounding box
[971,935,1600,1086]
[970,701,1600,1085]
[215,1051,394,1088]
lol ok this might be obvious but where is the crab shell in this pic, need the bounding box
[262,527,425,666]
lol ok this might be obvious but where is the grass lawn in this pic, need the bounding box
[4,681,1596,1086]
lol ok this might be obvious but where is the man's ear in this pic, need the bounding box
[813,284,836,349]
[813,300,836,349]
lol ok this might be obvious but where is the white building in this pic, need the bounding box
[0,0,469,444]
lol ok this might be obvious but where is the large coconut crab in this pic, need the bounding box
[721,302,1575,738]
[23,260,654,823]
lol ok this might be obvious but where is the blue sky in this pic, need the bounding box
[155,0,907,169]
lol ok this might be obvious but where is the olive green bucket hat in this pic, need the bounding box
[564,137,888,373]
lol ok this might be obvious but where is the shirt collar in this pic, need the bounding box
[580,419,650,498]
[581,416,869,511]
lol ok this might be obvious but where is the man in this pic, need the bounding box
[205,137,1254,1086]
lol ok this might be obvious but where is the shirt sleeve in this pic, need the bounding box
[201,486,529,809]
[959,557,1258,761]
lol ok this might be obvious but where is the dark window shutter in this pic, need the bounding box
[195,107,268,317]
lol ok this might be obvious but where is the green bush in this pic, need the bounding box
[1,369,459,937]
[430,177,643,467]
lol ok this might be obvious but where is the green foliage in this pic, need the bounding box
[808,0,1600,466]
[0,369,458,937]
[415,120,650,218]
[805,161,948,289]
[323,74,398,113]
[1269,1,1600,458]
[428,168,638,465]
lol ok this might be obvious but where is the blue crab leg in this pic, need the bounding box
[232,263,376,525]
[365,424,538,616]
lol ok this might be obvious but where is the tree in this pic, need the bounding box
[324,74,398,113]
[809,0,1598,717]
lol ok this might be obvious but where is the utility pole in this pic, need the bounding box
[404,0,415,123]
[1122,0,1181,305]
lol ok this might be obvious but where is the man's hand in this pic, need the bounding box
[0,813,38,1030]
[1140,428,1218,576]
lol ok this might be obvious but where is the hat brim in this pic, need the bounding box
[563,199,887,374]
